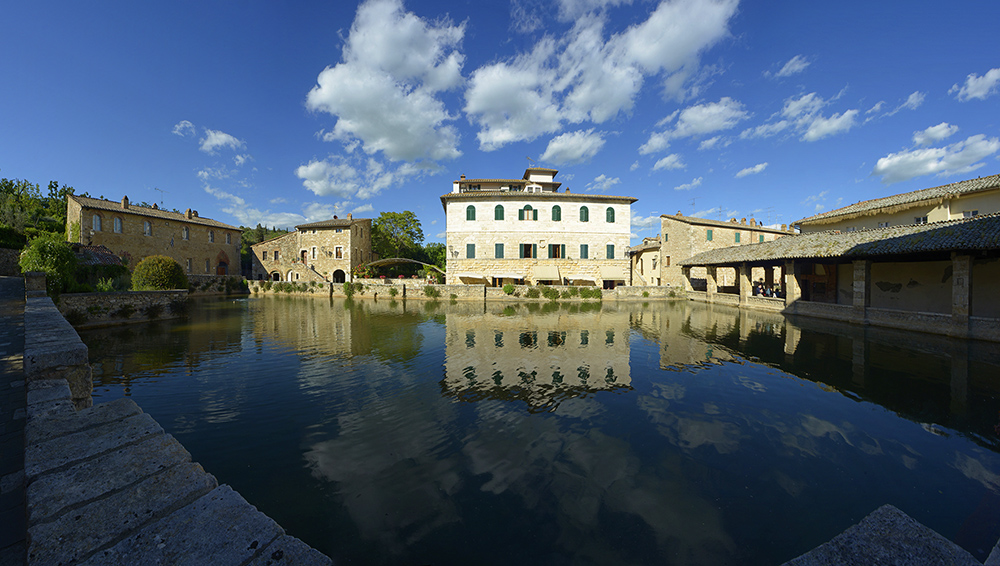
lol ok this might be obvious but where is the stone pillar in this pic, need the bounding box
[784,261,800,307]
[852,260,871,324]
[681,267,692,291]
[738,263,750,306]
[706,266,717,303]
[25,271,47,298]
[951,252,971,338]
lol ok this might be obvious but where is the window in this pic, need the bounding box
[580,206,589,222]
[112,217,122,233]
[143,221,151,236]
[466,205,476,221]
[311,247,317,260]
[226,233,231,244]
[274,250,279,261]
[185,258,192,273]
[735,232,741,243]
[335,228,343,233]
[664,233,668,242]
[518,205,537,221]
[466,243,476,258]
[183,226,190,240]
[548,244,566,259]
[706,229,713,241]
[759,235,765,243]
[845,227,856,232]
[606,244,615,259]
[205,259,210,273]
[209,230,215,243]
[335,246,343,259]
[606,207,615,223]
[495,243,504,259]
[580,244,589,259]
[652,258,657,269]
[551,205,561,221]
[915,216,928,225]
[964,210,979,218]
[519,243,537,258]
[494,205,504,220]
[263,250,268,260]
[877,221,890,228]
[92,215,102,231]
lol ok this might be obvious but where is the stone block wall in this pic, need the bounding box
[57,290,188,328]
[0,248,20,276]
[24,296,92,409]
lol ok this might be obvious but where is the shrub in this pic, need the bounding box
[668,289,676,298]
[568,287,579,296]
[525,287,540,299]
[541,286,560,300]
[0,224,27,250]
[132,256,188,291]
[423,285,440,298]
[642,291,650,297]
[142,304,163,319]
[560,290,572,299]
[388,287,398,297]
[578,288,602,300]
[263,280,272,291]
[96,277,115,292]
[450,294,457,300]
[343,281,354,297]
[502,283,515,295]
[18,233,77,297]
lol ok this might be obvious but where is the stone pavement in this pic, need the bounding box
[0,277,26,566]
[25,379,331,565]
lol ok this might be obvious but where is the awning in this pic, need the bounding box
[567,275,596,282]
[456,273,487,280]
[533,266,561,281]
[492,273,524,280]
[599,266,625,280]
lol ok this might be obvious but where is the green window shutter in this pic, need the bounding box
[561,244,566,259]
[519,244,525,259]
[495,205,504,220]
[606,207,614,223]
[466,205,475,221]
[533,209,538,221]
[495,243,504,259]
[735,233,740,243]
[580,206,589,222]
[532,244,537,258]
[664,233,668,242]
[466,243,475,258]
[518,209,524,221]
[552,205,561,221]
[707,229,713,241]
[759,235,764,243]
[580,244,588,259]
[606,244,614,259]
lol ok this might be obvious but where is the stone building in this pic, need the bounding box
[66,195,241,275]
[646,213,793,288]
[441,167,637,288]
[250,215,373,282]
[794,173,1000,233]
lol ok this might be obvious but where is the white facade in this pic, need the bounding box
[441,168,637,287]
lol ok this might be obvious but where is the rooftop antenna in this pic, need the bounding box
[689,197,698,214]
[153,187,167,207]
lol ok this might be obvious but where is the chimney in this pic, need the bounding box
[750,219,756,226]
[676,211,682,216]
[193,211,198,217]
[333,215,338,219]
[347,213,352,220]
[565,187,570,193]
[741,218,746,225]
[460,174,466,180]
[185,208,193,219]
[121,195,129,209]
[153,203,158,209]
[781,224,787,231]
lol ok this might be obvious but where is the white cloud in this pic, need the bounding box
[629,161,639,171]
[199,129,245,154]
[899,91,925,111]
[629,210,660,230]
[295,155,434,200]
[735,162,768,178]
[352,204,375,215]
[639,131,670,155]
[673,176,702,191]
[872,134,1000,184]
[652,153,685,171]
[740,120,789,139]
[539,129,606,164]
[641,97,747,154]
[204,186,340,229]
[741,92,858,142]
[951,67,1000,101]
[772,55,809,78]
[585,173,620,192]
[802,109,858,141]
[866,101,885,115]
[556,0,632,21]
[233,154,251,167]
[801,191,827,206]
[172,120,195,137]
[698,136,725,150]
[913,122,959,146]
[306,0,464,162]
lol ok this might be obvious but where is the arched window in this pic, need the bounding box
[494,205,504,220]
[226,232,231,244]
[466,205,476,221]
[92,215,102,231]
[552,205,561,221]
[182,226,189,240]
[113,217,123,233]
[579,206,589,222]
[209,230,215,243]
[143,221,151,236]
[519,205,537,221]
[606,207,615,223]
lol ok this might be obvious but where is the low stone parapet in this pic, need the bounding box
[57,289,188,328]
[23,296,92,409]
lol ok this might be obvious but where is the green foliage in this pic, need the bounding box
[423,285,440,298]
[372,211,424,259]
[131,255,188,290]
[388,287,398,297]
[343,281,354,297]
[96,278,115,292]
[579,288,603,300]
[540,286,560,300]
[0,225,26,250]
[0,175,73,237]
[525,287,540,299]
[668,289,677,298]
[642,291,650,297]
[18,233,77,297]
[502,283,515,295]
[239,224,289,272]
[450,294,457,300]
[560,290,572,299]
[262,280,272,291]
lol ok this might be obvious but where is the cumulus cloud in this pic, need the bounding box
[465,0,739,150]
[735,162,768,178]
[872,134,1000,184]
[653,153,685,171]
[199,129,245,154]
[698,136,727,150]
[629,210,660,231]
[295,155,433,200]
[585,173,620,192]
[204,186,341,229]
[233,154,251,167]
[771,55,809,78]
[951,67,1000,101]
[741,92,857,142]
[898,91,925,111]
[306,0,465,162]
[913,123,959,146]
[641,97,748,154]
[172,120,195,137]
[673,177,702,191]
[803,109,858,141]
[540,129,606,164]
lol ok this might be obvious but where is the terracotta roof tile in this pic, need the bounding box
[71,195,240,230]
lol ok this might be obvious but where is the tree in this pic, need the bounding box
[372,211,424,259]
[18,233,77,297]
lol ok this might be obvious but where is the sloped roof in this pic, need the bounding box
[70,195,240,230]
[662,213,792,234]
[679,213,1000,266]
[295,217,368,230]
[794,173,1000,226]
[71,244,124,267]
[441,192,637,208]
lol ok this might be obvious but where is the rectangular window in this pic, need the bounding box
[185,258,192,273]
[580,244,589,259]
[311,247,317,259]
[707,229,713,241]
[606,244,615,259]
[877,221,889,228]
[335,228,343,233]
[495,243,504,259]
[335,246,343,259]
[735,232,741,243]
[274,251,279,261]
[759,235,764,243]
[548,244,566,258]
[205,259,210,273]
[209,231,215,243]
[664,233,668,242]
[519,244,537,258]
[466,243,475,258]
[226,233,231,244]
[263,250,268,260]
[964,210,979,218]
[914,216,928,224]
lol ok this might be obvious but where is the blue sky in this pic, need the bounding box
[2,0,999,244]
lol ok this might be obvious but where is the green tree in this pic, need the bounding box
[132,255,188,290]
[372,211,424,259]
[239,223,288,273]
[18,233,77,297]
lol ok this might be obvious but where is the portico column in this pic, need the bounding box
[706,266,717,303]
[784,261,800,307]
[951,252,971,339]
[764,265,774,290]
[681,266,692,291]
[852,260,871,324]
[738,263,750,306]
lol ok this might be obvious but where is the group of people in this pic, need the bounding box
[753,279,782,298]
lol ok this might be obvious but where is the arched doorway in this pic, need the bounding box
[300,250,308,264]
[216,261,228,275]
[332,269,346,283]
[271,272,280,281]
[286,270,294,281]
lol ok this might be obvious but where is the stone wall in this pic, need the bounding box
[186,274,250,296]
[0,248,20,276]
[57,290,188,328]
[24,296,92,409]
[250,219,373,282]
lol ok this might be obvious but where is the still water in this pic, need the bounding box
[80,296,1000,565]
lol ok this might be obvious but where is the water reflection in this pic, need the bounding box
[81,296,1000,565]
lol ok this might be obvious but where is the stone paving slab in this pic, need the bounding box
[25,412,163,479]
[246,534,333,566]
[25,397,140,445]
[782,504,981,566]
[77,485,286,566]
[27,432,194,524]
[27,462,217,565]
